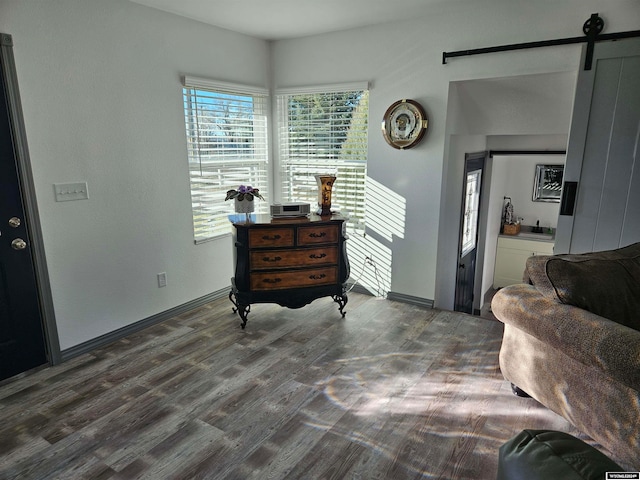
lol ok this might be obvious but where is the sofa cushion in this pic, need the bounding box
[545,257,640,330]
[524,242,640,286]
[524,242,640,330]
[497,430,623,480]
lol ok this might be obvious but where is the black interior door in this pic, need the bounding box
[0,53,47,381]
[454,152,485,314]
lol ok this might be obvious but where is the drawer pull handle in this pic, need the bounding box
[309,232,326,238]
[263,256,282,263]
[309,253,327,259]
[262,278,282,284]
[262,234,281,241]
[309,274,326,280]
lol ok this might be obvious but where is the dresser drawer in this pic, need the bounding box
[297,225,339,245]
[248,228,295,248]
[250,267,337,290]
[250,247,338,270]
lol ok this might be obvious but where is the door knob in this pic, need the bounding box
[11,238,27,250]
[8,217,21,228]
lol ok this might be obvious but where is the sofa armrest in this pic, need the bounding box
[492,284,640,389]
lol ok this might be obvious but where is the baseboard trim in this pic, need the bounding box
[386,291,434,309]
[60,287,230,362]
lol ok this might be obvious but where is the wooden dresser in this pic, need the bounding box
[229,214,349,328]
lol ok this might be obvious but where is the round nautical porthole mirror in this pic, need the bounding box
[381,99,428,150]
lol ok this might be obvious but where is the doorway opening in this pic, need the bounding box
[454,152,486,314]
[1,33,59,381]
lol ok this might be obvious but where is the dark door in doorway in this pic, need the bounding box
[0,52,47,381]
[454,152,486,314]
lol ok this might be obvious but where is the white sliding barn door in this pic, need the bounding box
[556,38,640,254]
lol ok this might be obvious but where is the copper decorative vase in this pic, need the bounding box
[315,175,336,216]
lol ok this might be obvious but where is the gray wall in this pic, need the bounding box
[1,0,639,349]
[0,0,269,349]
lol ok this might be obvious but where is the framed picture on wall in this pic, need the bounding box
[533,164,564,203]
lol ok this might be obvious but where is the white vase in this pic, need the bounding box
[235,198,255,213]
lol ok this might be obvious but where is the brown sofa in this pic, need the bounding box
[491,242,640,468]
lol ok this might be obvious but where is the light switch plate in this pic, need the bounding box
[54,182,89,202]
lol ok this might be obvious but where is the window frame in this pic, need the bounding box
[274,82,369,229]
[182,76,270,243]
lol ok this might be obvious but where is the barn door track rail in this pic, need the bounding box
[442,13,640,70]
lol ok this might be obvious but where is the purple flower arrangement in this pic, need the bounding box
[225,185,264,202]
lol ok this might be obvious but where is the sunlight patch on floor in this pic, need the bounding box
[314,351,533,419]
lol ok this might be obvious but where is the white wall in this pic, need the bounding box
[483,155,508,302]
[2,0,639,350]
[450,73,577,136]
[496,155,564,229]
[0,0,269,350]
[272,1,640,307]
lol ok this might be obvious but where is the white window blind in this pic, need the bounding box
[183,77,269,242]
[276,84,369,228]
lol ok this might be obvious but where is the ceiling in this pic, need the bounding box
[128,0,448,41]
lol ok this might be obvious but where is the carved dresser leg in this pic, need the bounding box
[332,294,348,317]
[238,303,250,329]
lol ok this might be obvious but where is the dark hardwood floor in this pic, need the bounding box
[0,293,617,479]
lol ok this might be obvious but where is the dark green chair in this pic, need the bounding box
[497,430,624,480]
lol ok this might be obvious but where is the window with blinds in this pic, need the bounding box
[182,77,269,242]
[276,84,369,229]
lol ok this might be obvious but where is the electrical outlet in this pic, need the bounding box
[157,272,167,288]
